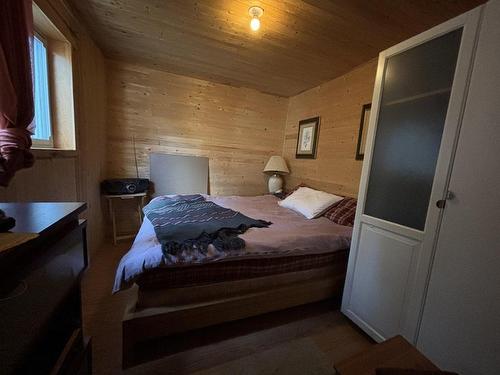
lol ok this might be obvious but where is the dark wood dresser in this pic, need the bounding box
[0,203,91,375]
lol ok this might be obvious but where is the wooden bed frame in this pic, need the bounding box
[122,270,346,368]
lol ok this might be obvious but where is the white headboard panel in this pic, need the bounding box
[149,153,209,197]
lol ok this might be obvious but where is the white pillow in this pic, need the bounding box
[278,187,344,219]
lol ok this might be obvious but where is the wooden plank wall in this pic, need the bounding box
[106,60,289,196]
[0,0,107,255]
[0,152,78,201]
[74,34,107,254]
[283,59,378,197]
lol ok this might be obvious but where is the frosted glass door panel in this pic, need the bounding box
[364,29,462,230]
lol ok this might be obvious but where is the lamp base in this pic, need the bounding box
[268,174,283,193]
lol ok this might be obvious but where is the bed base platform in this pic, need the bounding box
[122,272,346,368]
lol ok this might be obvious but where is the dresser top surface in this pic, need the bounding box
[0,202,86,235]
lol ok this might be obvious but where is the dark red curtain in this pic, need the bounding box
[0,0,34,187]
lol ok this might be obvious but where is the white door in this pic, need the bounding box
[417,1,500,374]
[341,7,482,343]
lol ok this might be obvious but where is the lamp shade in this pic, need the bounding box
[264,156,289,174]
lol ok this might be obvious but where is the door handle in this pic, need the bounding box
[436,199,446,209]
[436,191,455,209]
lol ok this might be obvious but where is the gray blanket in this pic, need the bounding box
[143,194,271,258]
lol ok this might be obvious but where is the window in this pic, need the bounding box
[32,2,76,151]
[33,34,53,147]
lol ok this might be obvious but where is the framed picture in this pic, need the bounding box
[296,116,320,159]
[355,103,371,160]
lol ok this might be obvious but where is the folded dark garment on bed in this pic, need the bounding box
[376,369,458,375]
[143,194,271,257]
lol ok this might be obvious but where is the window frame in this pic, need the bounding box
[32,31,54,148]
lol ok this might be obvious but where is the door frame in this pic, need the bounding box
[341,6,483,343]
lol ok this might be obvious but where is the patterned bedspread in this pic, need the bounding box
[113,195,352,292]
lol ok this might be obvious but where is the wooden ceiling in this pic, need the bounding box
[70,0,484,97]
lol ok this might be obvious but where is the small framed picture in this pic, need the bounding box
[296,116,320,159]
[355,103,371,160]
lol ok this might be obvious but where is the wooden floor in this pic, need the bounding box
[81,242,373,374]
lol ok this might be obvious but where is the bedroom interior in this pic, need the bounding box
[1,0,499,374]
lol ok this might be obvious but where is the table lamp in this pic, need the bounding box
[263,156,289,193]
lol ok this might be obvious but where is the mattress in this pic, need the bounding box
[113,195,352,292]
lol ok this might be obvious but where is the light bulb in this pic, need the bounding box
[250,17,260,31]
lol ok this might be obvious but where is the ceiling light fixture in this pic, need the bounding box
[249,6,264,32]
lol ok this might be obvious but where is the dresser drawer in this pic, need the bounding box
[0,223,86,375]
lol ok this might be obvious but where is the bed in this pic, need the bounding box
[116,194,352,367]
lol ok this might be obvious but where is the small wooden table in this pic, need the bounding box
[105,193,146,244]
[335,335,440,375]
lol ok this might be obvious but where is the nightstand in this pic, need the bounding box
[105,192,146,244]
